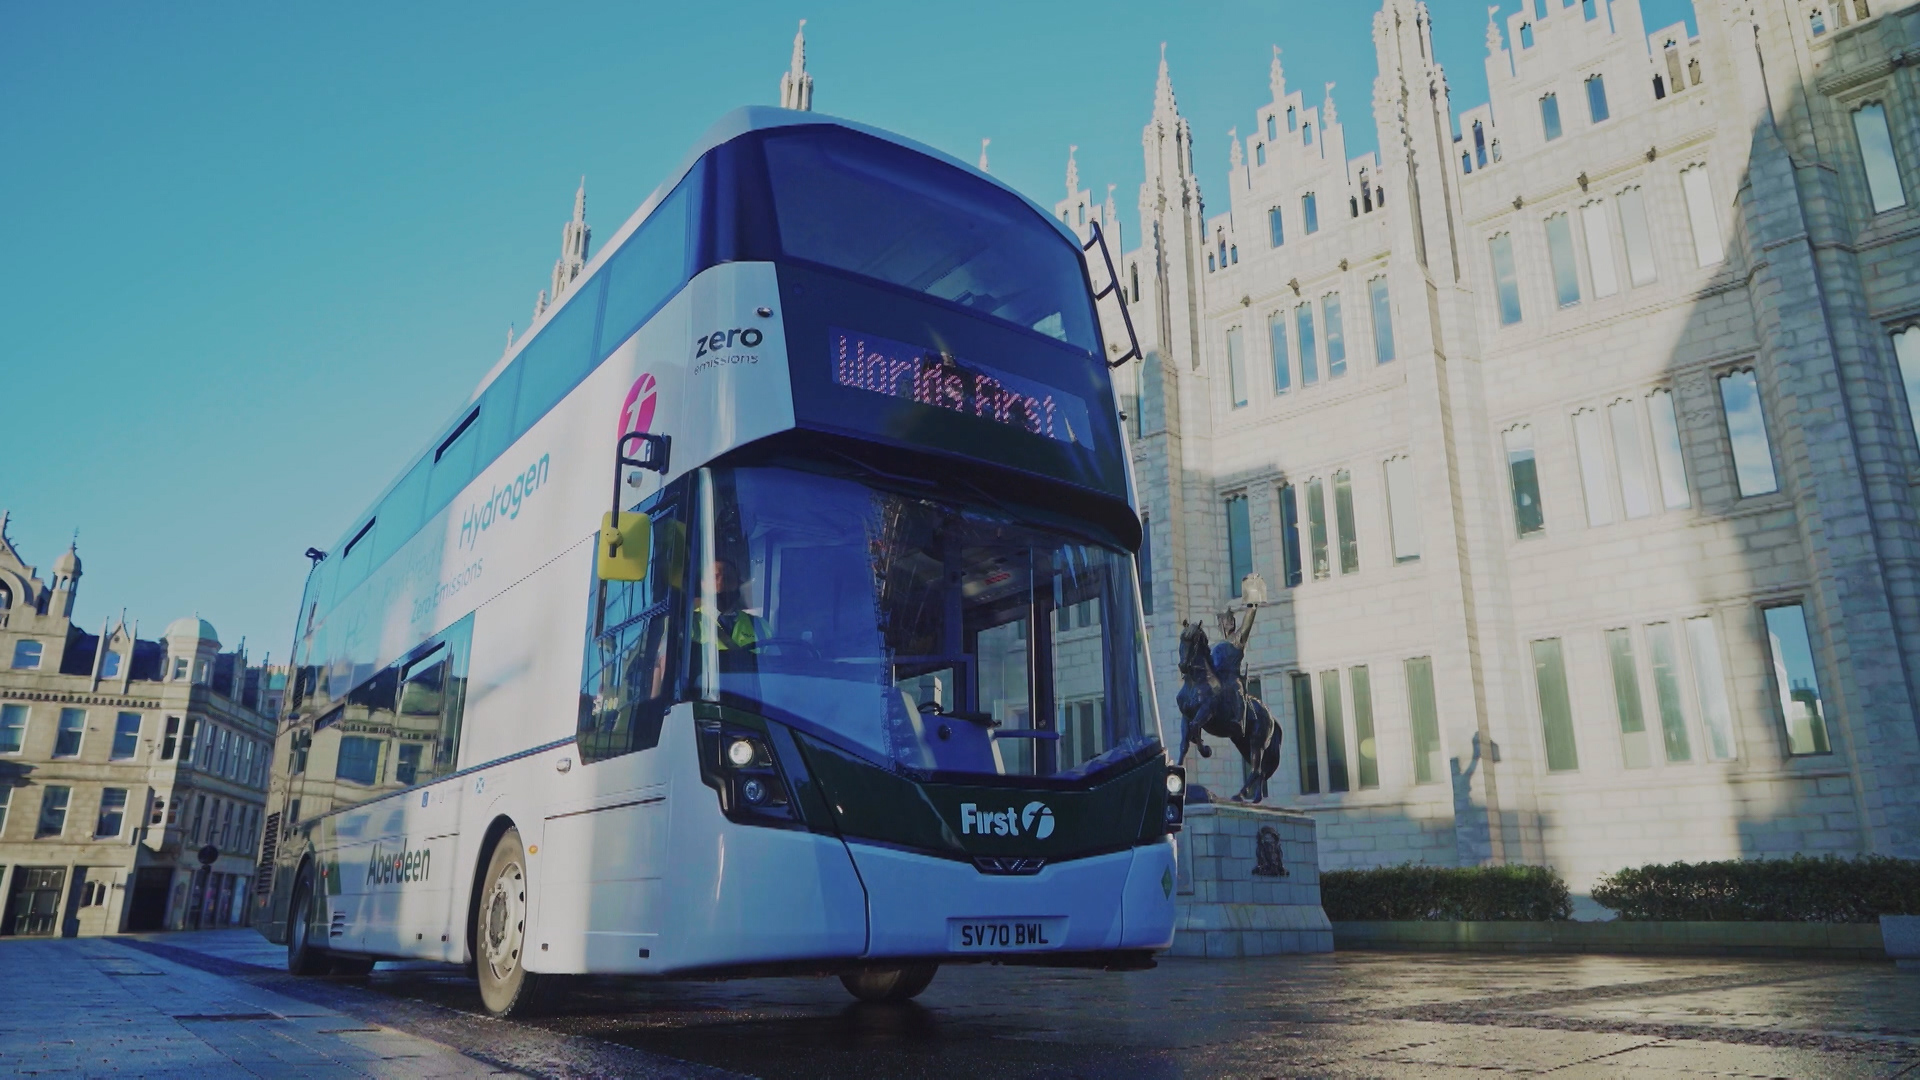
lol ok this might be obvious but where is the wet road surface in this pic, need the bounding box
[86,931,1920,1077]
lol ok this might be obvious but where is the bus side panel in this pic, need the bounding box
[848,845,1132,958]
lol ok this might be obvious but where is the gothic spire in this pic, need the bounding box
[1323,82,1337,127]
[549,176,591,307]
[779,19,814,111]
[1153,42,1178,120]
[1485,5,1503,59]
[1269,45,1285,102]
[1065,145,1080,198]
[978,138,990,172]
[1228,127,1242,170]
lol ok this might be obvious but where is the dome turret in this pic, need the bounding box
[165,616,220,646]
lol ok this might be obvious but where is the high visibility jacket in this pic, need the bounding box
[694,608,766,650]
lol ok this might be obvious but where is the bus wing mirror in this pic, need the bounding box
[598,511,652,582]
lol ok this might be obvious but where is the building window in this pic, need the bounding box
[1321,670,1350,792]
[1490,232,1522,325]
[1583,0,1597,19]
[1546,213,1582,307]
[1306,478,1331,580]
[99,651,122,679]
[54,708,86,758]
[1540,93,1562,141]
[149,796,165,827]
[1681,165,1724,266]
[1686,616,1738,760]
[1533,0,1549,17]
[1268,206,1285,248]
[11,640,43,669]
[1610,400,1654,519]
[0,787,9,836]
[1322,293,1347,376]
[1333,469,1359,574]
[1350,666,1380,788]
[1267,114,1276,140]
[1369,277,1396,362]
[1520,22,1535,48]
[1384,456,1422,563]
[1618,186,1658,286]
[1896,326,1920,452]
[1765,604,1832,755]
[1852,103,1907,213]
[1654,75,1667,100]
[1229,244,1238,265]
[1504,426,1546,536]
[1586,75,1610,122]
[1303,122,1314,147]
[1473,121,1487,168]
[1286,106,1296,132]
[180,717,199,766]
[1217,234,1227,267]
[1297,304,1320,384]
[1648,389,1692,509]
[36,786,71,838]
[1226,326,1247,408]
[336,735,381,786]
[1128,262,1140,303]
[1139,518,1154,616]
[0,704,25,754]
[1606,629,1652,768]
[1531,638,1580,772]
[1292,673,1319,794]
[1208,252,1215,272]
[1303,193,1319,234]
[95,788,128,839]
[1581,202,1619,298]
[1573,409,1614,526]
[110,712,142,760]
[1255,142,1266,167]
[1810,8,1827,34]
[1269,310,1291,394]
[1225,495,1252,599]
[1405,656,1442,784]
[1278,484,1304,587]
[1719,369,1779,496]
[1648,620,1700,756]
[161,716,179,760]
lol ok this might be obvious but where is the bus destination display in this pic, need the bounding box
[830,327,1094,448]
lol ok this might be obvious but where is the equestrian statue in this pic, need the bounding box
[1174,577,1282,803]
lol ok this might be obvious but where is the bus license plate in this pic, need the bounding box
[948,917,1066,952]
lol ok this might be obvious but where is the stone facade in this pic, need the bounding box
[0,514,280,936]
[1059,0,1920,903]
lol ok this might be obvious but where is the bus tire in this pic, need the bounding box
[474,827,546,1017]
[840,963,938,1003]
[286,864,330,977]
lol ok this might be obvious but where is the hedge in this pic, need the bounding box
[1321,864,1573,922]
[1591,855,1920,923]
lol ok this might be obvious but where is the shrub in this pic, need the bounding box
[1591,855,1920,923]
[1321,864,1573,922]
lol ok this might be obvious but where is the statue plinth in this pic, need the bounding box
[1170,801,1332,957]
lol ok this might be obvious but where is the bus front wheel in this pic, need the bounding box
[474,827,548,1017]
[840,964,938,1003]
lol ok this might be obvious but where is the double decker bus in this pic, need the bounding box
[253,107,1183,1017]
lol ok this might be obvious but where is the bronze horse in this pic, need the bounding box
[1175,608,1282,803]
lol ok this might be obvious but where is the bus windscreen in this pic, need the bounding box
[763,128,1097,353]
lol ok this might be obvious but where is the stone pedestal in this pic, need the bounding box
[1169,801,1332,958]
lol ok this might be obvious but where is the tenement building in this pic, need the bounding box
[0,514,278,936]
[1060,0,1920,900]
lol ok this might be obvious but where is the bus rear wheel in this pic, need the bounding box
[474,827,547,1017]
[840,963,938,1003]
[286,864,330,977]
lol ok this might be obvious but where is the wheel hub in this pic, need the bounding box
[482,861,525,979]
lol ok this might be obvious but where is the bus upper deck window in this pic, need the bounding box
[762,129,1098,354]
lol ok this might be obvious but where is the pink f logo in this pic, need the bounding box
[620,373,657,438]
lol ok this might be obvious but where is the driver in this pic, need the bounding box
[694,557,769,651]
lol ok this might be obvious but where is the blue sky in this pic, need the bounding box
[0,0,1695,657]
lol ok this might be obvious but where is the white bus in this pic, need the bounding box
[253,107,1183,1017]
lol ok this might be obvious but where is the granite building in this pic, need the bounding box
[0,514,279,936]
[1059,0,1920,902]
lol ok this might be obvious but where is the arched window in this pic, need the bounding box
[0,582,10,610]
[1520,22,1534,48]
[1256,142,1267,166]
[1267,115,1276,140]
[1303,122,1314,146]
[1286,106,1296,132]
[1810,9,1827,34]
[1473,121,1487,167]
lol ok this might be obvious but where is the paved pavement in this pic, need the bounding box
[1,930,1915,1078]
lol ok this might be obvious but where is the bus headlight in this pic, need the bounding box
[741,777,769,804]
[1166,770,1185,797]
[727,738,757,768]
